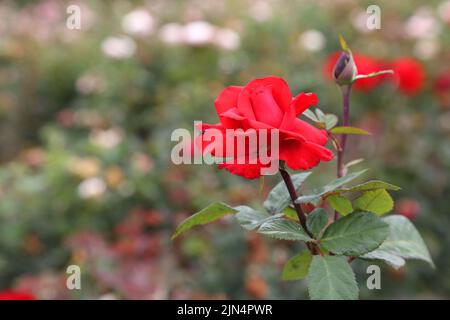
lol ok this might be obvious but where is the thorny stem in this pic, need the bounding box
[279,166,320,255]
[335,84,352,221]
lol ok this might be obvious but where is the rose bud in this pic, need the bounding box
[332,51,358,86]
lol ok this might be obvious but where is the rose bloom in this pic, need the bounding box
[389,57,425,95]
[324,52,385,91]
[433,71,450,109]
[0,290,36,300]
[196,76,333,179]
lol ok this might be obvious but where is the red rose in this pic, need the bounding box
[390,57,425,95]
[433,71,450,109]
[197,76,333,179]
[324,52,385,91]
[395,198,420,220]
[0,290,36,300]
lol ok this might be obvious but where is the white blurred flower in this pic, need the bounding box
[183,21,217,46]
[90,128,123,149]
[351,10,372,34]
[249,1,273,22]
[414,39,441,60]
[213,28,240,50]
[75,73,105,95]
[298,29,325,52]
[122,9,155,36]
[159,23,184,45]
[404,7,441,39]
[438,1,450,23]
[101,36,136,59]
[78,177,106,199]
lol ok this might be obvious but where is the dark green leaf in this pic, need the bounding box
[172,202,237,239]
[258,216,312,241]
[235,206,271,230]
[320,211,389,256]
[307,255,358,300]
[264,172,311,213]
[306,208,329,238]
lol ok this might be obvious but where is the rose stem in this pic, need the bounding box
[335,84,353,220]
[279,167,313,239]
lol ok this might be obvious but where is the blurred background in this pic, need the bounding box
[0,0,449,299]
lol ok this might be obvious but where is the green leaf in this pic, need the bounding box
[283,206,299,221]
[296,169,368,205]
[282,251,313,281]
[235,206,271,230]
[264,172,311,213]
[307,255,358,300]
[315,108,325,122]
[328,195,353,216]
[320,211,389,256]
[324,114,338,130]
[330,126,370,135]
[362,215,434,269]
[333,180,401,194]
[306,208,329,238]
[258,216,312,241]
[354,189,393,216]
[302,109,319,122]
[172,202,237,239]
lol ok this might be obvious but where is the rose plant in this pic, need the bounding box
[172,37,434,300]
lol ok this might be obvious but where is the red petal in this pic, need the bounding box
[280,140,333,170]
[218,162,266,179]
[292,92,318,116]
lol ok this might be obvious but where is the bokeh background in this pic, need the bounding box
[0,0,449,299]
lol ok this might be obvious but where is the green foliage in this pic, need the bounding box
[303,108,338,130]
[330,126,370,135]
[257,216,312,241]
[235,206,271,230]
[283,207,299,221]
[306,208,329,238]
[328,195,353,216]
[320,212,389,256]
[172,202,237,239]
[307,255,358,300]
[362,215,434,269]
[282,251,312,281]
[234,206,272,230]
[333,180,401,194]
[264,172,311,213]
[354,189,394,216]
[296,169,368,205]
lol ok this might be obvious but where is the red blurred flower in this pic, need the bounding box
[197,76,333,179]
[0,290,36,300]
[395,198,421,220]
[324,52,385,91]
[433,71,450,109]
[390,57,425,95]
